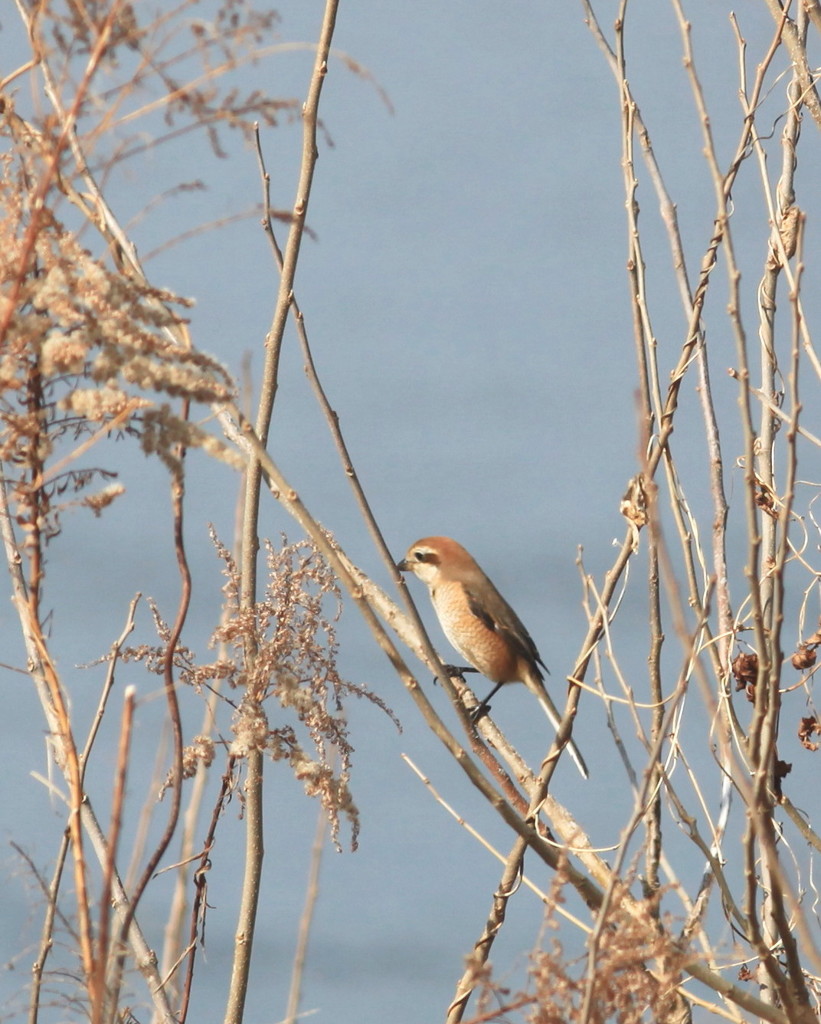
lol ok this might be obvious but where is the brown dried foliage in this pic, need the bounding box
[22,0,299,165]
[0,3,359,1015]
[0,146,240,547]
[731,650,759,701]
[790,644,817,671]
[124,532,399,850]
[798,716,820,752]
[469,881,688,1024]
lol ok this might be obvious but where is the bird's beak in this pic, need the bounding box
[396,558,410,572]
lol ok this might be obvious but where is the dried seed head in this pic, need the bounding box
[798,716,821,752]
[731,651,758,688]
[791,645,817,671]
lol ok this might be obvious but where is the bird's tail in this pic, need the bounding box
[523,671,589,780]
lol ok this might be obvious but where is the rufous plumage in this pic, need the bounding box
[398,535,588,778]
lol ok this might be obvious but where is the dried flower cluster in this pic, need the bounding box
[181,734,216,779]
[211,532,379,850]
[125,533,400,850]
[472,884,688,1024]
[0,143,241,543]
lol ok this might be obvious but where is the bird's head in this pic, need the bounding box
[397,536,475,586]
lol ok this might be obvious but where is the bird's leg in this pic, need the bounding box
[470,680,505,722]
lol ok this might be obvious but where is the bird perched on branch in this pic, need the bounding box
[397,535,588,779]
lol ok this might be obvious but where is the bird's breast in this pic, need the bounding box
[431,580,521,683]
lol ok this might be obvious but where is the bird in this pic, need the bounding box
[397,535,589,779]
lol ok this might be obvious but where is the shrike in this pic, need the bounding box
[398,535,588,779]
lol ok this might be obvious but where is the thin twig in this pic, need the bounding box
[227,3,342,1020]
[92,686,136,1024]
[284,805,326,1024]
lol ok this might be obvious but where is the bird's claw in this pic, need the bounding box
[439,665,487,721]
[432,664,458,686]
[434,664,476,685]
[443,664,478,677]
[469,701,492,724]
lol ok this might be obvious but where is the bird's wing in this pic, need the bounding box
[464,579,543,669]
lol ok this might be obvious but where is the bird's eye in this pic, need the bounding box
[414,550,426,562]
